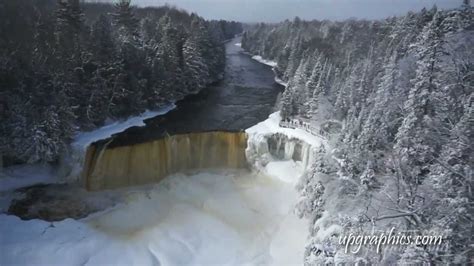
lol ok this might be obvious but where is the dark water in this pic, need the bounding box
[105,37,283,148]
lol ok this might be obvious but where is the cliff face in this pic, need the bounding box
[83,131,248,191]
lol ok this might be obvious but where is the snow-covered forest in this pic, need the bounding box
[243,3,473,264]
[1,0,473,265]
[0,0,242,164]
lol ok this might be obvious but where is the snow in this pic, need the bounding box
[245,111,325,206]
[0,164,57,192]
[0,170,307,266]
[234,42,242,47]
[274,76,288,87]
[72,104,175,151]
[246,111,323,147]
[251,55,278,68]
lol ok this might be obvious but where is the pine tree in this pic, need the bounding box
[156,15,185,100]
[394,11,447,181]
[306,54,324,94]
[55,0,85,61]
[284,34,303,80]
[90,14,115,63]
[280,89,295,120]
[308,60,328,120]
[296,149,326,226]
[358,52,399,150]
[183,19,211,92]
[112,0,140,40]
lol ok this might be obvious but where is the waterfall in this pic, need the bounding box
[81,126,316,191]
[83,131,248,191]
[246,132,315,173]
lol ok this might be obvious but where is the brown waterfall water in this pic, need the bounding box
[83,131,248,191]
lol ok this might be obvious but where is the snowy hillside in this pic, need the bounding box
[242,4,473,264]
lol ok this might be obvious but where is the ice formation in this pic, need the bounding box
[246,111,323,183]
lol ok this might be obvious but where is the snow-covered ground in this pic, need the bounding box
[0,165,59,213]
[247,111,323,147]
[0,164,57,193]
[0,170,307,266]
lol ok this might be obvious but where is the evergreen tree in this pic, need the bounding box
[90,14,115,63]
[55,0,85,61]
[183,18,211,91]
[395,11,446,181]
[112,0,139,40]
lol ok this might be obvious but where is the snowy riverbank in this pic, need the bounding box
[72,104,176,151]
[250,56,288,87]
[0,105,176,193]
[237,42,288,88]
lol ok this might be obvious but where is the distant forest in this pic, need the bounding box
[243,3,472,264]
[0,0,242,164]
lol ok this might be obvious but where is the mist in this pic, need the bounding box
[98,0,462,22]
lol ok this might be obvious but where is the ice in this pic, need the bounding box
[251,55,278,68]
[246,111,324,181]
[0,170,307,266]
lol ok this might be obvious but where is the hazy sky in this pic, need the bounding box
[107,0,462,22]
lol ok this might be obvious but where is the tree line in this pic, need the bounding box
[243,2,472,264]
[0,0,242,165]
